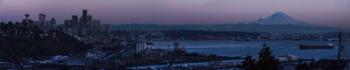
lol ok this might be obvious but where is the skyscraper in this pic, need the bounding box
[39,13,46,24]
[81,9,88,24]
[72,15,78,25]
[50,18,56,25]
[83,9,88,17]
[62,9,108,36]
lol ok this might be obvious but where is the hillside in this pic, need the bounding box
[0,22,91,61]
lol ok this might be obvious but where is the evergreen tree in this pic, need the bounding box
[241,44,282,70]
[295,63,311,70]
[256,44,281,70]
[242,56,257,70]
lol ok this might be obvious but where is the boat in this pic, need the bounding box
[298,43,335,49]
[277,54,299,62]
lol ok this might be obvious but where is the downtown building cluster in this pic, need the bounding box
[0,13,57,39]
[0,9,216,70]
[0,9,112,43]
[35,13,56,32]
[61,9,110,37]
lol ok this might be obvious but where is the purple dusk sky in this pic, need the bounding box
[0,0,349,28]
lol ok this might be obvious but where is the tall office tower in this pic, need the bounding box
[87,15,93,23]
[50,18,56,25]
[72,15,78,25]
[83,9,88,17]
[81,9,88,24]
[39,13,46,23]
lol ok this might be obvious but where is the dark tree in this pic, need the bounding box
[242,56,257,70]
[295,63,312,70]
[241,44,282,70]
[256,44,281,70]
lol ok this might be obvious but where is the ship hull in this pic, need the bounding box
[298,45,334,49]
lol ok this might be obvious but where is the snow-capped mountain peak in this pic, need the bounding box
[255,12,306,25]
[268,12,296,21]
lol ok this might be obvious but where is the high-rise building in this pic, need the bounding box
[83,9,88,17]
[39,13,46,23]
[50,18,56,25]
[61,9,109,36]
[81,9,89,24]
[31,13,57,31]
[72,15,78,24]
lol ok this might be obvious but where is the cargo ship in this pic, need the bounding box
[298,43,335,49]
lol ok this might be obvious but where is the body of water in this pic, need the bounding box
[152,40,349,59]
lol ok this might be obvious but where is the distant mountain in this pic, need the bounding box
[112,24,337,33]
[254,12,309,25]
[111,12,339,33]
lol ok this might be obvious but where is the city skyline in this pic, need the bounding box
[0,0,350,28]
[0,0,350,69]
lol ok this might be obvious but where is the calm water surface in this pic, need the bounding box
[152,40,350,59]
